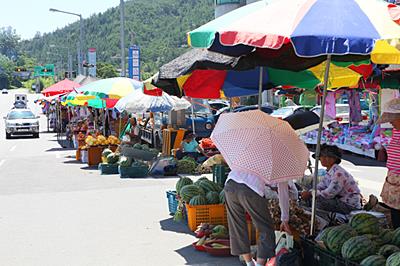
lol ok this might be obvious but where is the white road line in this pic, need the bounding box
[0,159,5,167]
[9,145,16,152]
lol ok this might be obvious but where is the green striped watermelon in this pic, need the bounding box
[219,190,225,204]
[118,156,131,167]
[176,177,193,195]
[317,227,335,243]
[325,225,357,255]
[194,176,209,186]
[179,184,204,202]
[341,235,376,262]
[363,234,384,250]
[379,229,395,245]
[349,213,380,235]
[378,244,400,258]
[391,228,400,246]
[206,191,220,204]
[198,180,221,193]
[360,255,386,266]
[102,148,113,158]
[387,252,400,266]
[189,195,207,206]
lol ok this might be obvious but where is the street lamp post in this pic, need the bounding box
[120,0,126,77]
[49,44,73,79]
[49,8,84,76]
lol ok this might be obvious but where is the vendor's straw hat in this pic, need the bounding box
[377,98,400,124]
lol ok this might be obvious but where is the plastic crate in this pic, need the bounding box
[301,237,359,266]
[98,163,119,175]
[212,164,230,187]
[166,190,178,215]
[118,165,149,178]
[185,203,228,231]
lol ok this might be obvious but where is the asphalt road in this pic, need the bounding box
[0,89,389,266]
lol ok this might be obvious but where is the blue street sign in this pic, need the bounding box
[128,45,140,80]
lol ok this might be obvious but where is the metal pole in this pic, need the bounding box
[190,98,196,135]
[79,15,84,76]
[68,52,73,80]
[258,67,263,109]
[120,0,126,77]
[310,54,332,236]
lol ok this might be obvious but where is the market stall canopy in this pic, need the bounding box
[41,79,81,97]
[80,76,99,86]
[211,110,309,183]
[115,91,191,113]
[188,0,400,64]
[78,77,143,99]
[61,91,118,109]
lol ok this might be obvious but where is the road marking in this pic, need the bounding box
[9,145,16,152]
[0,160,5,167]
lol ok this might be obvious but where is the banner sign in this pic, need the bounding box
[128,45,140,80]
[88,48,97,77]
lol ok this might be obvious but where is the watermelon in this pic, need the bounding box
[341,235,376,262]
[391,228,400,246]
[119,156,131,167]
[179,184,204,202]
[175,177,193,195]
[141,144,150,151]
[360,255,386,266]
[379,229,395,245]
[194,176,209,186]
[106,153,119,164]
[316,227,335,243]
[189,195,207,206]
[349,213,380,235]
[387,252,400,266]
[364,234,384,249]
[378,244,400,258]
[219,190,225,204]
[133,143,142,150]
[206,191,220,204]
[325,225,357,254]
[102,148,113,158]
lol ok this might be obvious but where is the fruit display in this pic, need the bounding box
[378,244,400,258]
[176,177,193,195]
[194,223,228,239]
[176,156,197,174]
[379,229,395,245]
[387,252,400,266]
[206,191,220,204]
[341,235,376,262]
[118,156,131,167]
[324,224,357,255]
[179,184,205,202]
[219,190,225,204]
[392,228,400,246]
[198,180,222,194]
[77,132,86,141]
[107,135,120,145]
[360,255,386,266]
[102,148,113,158]
[349,213,380,235]
[266,199,318,236]
[106,153,120,164]
[85,135,120,146]
[189,195,208,206]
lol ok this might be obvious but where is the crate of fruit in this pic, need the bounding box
[98,163,119,175]
[185,203,228,232]
[118,165,149,178]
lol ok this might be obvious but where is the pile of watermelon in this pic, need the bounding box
[175,177,224,206]
[319,212,400,265]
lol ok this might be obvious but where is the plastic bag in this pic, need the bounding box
[149,156,176,175]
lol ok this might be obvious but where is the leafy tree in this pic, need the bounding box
[0,26,20,60]
[96,62,118,78]
[0,54,15,89]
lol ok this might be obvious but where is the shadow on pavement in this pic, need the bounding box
[63,159,83,165]
[159,217,193,235]
[341,153,386,167]
[175,244,241,266]
[80,166,98,170]
[46,147,76,152]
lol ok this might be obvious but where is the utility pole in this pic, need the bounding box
[120,0,126,77]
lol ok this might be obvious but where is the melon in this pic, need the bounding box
[194,176,210,186]
[325,224,357,254]
[106,153,119,164]
[119,156,131,167]
[206,191,220,204]
[102,148,113,158]
[387,252,400,266]
[379,229,395,245]
[219,190,225,204]
[349,213,380,235]
[141,144,150,151]
[360,255,386,266]
[189,195,207,206]
[378,244,400,259]
[341,235,376,262]
[179,184,204,202]
[175,177,193,195]
[133,143,142,150]
[391,228,400,246]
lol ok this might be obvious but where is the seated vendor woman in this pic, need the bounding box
[176,132,206,160]
[121,117,141,145]
[301,144,361,214]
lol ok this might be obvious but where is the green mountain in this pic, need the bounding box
[21,0,214,79]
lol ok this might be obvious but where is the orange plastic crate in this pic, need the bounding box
[185,203,228,231]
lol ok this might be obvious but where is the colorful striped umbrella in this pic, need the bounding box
[79,77,143,99]
[188,0,400,64]
[41,79,81,97]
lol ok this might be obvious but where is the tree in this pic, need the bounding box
[96,62,118,78]
[0,54,15,89]
[0,27,20,60]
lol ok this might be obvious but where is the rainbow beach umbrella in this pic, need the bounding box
[79,77,143,99]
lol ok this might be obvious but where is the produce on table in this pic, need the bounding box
[378,244,400,258]
[195,223,215,238]
[77,132,86,140]
[118,156,132,167]
[210,225,228,239]
[141,144,150,151]
[316,227,335,243]
[189,195,208,206]
[194,176,210,186]
[97,135,107,145]
[349,213,380,235]
[363,234,384,249]
[341,235,376,262]
[198,180,222,194]
[391,227,400,246]
[359,255,386,266]
[206,191,220,204]
[173,200,184,222]
[107,135,120,145]
[195,236,207,246]
[379,229,395,245]
[387,252,400,266]
[210,243,230,249]
[219,190,225,204]
[179,184,205,202]
[176,177,193,196]
[324,224,357,255]
[267,199,318,236]
[106,153,120,164]
[85,135,97,146]
[176,157,197,174]
[199,138,216,150]
[133,143,142,150]
[102,148,113,158]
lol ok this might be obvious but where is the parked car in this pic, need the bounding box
[4,109,40,139]
[270,106,309,119]
[311,104,368,123]
[1,89,8,94]
[208,100,230,114]
[213,104,275,123]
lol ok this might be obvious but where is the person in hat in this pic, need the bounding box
[301,144,361,214]
[376,98,400,228]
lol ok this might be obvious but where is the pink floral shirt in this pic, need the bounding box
[317,164,361,209]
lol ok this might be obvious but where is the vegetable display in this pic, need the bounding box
[176,157,197,174]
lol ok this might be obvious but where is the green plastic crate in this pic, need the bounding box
[212,164,230,187]
[98,163,119,175]
[119,165,149,178]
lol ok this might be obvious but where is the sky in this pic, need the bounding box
[0,0,121,40]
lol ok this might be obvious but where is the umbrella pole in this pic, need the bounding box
[190,97,196,135]
[258,67,263,109]
[103,100,106,136]
[310,54,332,236]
